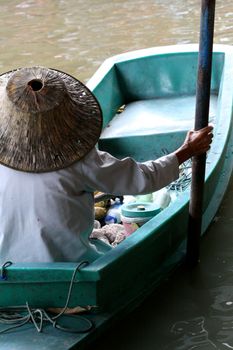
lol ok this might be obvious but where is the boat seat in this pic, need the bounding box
[98,96,217,161]
[100,95,217,138]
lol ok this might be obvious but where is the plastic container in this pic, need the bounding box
[134,193,153,203]
[104,208,122,224]
[120,202,160,235]
[104,198,122,225]
[152,188,171,209]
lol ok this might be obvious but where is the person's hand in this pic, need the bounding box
[175,125,213,165]
[184,125,213,155]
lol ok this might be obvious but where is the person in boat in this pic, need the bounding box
[0,66,213,263]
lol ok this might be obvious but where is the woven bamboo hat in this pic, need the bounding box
[0,66,103,172]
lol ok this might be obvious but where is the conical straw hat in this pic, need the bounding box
[0,66,103,172]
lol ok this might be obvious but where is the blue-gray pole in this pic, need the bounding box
[186,0,216,266]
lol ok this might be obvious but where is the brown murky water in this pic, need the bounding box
[1,0,233,83]
[1,1,233,349]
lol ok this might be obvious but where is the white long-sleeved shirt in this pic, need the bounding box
[0,147,179,263]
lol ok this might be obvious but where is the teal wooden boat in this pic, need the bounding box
[1,44,233,349]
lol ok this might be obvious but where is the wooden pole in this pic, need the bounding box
[186,0,216,266]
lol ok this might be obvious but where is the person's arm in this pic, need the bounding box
[81,125,213,195]
[81,148,179,195]
[174,125,213,165]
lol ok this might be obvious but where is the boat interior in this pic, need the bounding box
[93,49,224,162]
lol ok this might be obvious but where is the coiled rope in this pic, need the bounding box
[0,261,94,334]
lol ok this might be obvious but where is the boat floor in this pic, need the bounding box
[100,95,217,139]
[0,312,110,350]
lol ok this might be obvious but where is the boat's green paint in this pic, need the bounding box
[90,50,223,128]
[1,44,233,348]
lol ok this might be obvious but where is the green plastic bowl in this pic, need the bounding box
[121,202,160,218]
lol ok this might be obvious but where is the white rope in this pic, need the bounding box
[0,261,94,334]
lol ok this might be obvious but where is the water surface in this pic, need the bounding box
[0,0,233,83]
